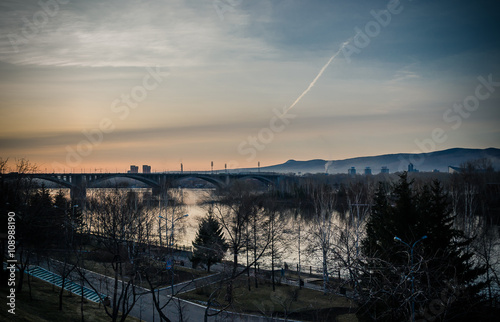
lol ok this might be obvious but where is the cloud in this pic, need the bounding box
[0,0,275,67]
[1,0,499,170]
[0,120,260,152]
[388,69,420,85]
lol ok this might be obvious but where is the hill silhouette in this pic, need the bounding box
[235,148,500,174]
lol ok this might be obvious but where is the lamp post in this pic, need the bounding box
[394,235,427,322]
[159,213,188,294]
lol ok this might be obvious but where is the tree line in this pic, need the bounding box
[1,157,499,321]
[189,159,500,321]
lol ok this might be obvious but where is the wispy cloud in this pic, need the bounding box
[387,63,421,85]
[0,0,274,67]
[1,0,498,170]
[0,120,260,152]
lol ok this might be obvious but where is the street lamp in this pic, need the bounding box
[159,213,188,294]
[394,235,427,322]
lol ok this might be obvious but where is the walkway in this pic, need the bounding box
[34,259,300,321]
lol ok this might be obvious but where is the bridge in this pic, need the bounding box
[1,171,287,202]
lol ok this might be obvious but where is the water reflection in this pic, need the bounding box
[48,187,347,272]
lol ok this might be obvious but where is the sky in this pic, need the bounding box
[0,0,499,172]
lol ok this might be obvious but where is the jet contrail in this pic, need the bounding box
[284,39,353,114]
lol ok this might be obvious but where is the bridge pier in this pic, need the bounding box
[152,175,166,196]
[70,175,87,207]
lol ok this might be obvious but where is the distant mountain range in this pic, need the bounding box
[235,148,500,174]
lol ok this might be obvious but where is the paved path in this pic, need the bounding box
[36,259,300,321]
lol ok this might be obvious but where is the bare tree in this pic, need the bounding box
[262,195,291,292]
[248,201,261,290]
[201,182,272,320]
[51,190,82,311]
[142,186,192,322]
[333,182,372,294]
[306,183,337,294]
[83,188,150,322]
[211,182,254,303]
[474,217,500,307]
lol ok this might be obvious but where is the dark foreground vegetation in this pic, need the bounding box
[1,157,500,321]
[0,272,139,322]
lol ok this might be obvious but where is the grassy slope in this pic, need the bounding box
[0,273,139,322]
[179,277,358,322]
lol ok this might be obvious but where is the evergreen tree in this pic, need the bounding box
[28,185,64,249]
[359,173,486,321]
[191,210,228,272]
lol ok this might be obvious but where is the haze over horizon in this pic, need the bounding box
[1,0,499,172]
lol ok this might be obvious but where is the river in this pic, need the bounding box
[49,187,353,274]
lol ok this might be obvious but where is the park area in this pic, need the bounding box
[179,275,358,321]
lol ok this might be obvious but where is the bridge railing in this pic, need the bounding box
[10,170,283,176]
